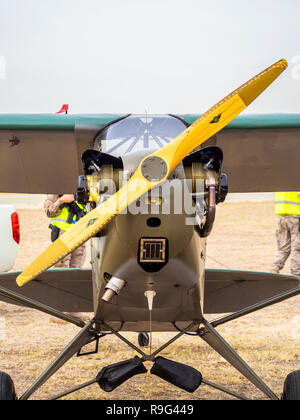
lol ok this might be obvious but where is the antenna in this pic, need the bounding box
[144,290,156,354]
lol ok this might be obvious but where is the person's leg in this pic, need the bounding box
[54,230,71,268]
[271,216,291,272]
[54,255,71,268]
[50,245,90,322]
[69,243,87,268]
[288,217,300,276]
[67,243,89,321]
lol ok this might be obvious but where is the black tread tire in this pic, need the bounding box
[138,332,149,347]
[282,370,300,400]
[0,372,16,400]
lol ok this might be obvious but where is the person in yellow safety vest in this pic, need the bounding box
[44,194,87,268]
[271,191,300,276]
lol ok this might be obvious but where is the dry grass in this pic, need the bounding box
[0,202,299,400]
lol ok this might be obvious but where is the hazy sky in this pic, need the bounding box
[0,0,300,114]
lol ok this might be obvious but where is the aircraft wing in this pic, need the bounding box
[182,114,300,192]
[0,114,125,194]
[0,269,93,312]
[0,269,298,315]
[1,112,300,194]
[204,269,299,313]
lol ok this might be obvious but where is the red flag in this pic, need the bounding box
[56,104,69,114]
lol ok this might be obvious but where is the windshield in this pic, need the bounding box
[96,115,187,157]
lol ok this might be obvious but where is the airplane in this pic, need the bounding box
[0,58,299,400]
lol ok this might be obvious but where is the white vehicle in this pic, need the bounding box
[0,205,19,272]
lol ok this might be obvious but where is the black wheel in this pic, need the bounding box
[0,372,16,400]
[282,370,300,400]
[138,332,149,347]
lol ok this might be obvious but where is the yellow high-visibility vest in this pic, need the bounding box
[275,192,300,216]
[50,202,87,231]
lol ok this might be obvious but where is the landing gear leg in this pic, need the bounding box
[199,320,279,399]
[19,319,95,400]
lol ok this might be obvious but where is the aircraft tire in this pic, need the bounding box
[282,370,300,400]
[0,371,17,400]
[138,332,149,347]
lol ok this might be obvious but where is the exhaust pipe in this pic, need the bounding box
[102,276,126,303]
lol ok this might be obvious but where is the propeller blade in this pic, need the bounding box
[17,59,287,287]
[151,58,287,172]
[17,171,156,286]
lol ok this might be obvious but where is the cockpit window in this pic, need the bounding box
[96,115,187,156]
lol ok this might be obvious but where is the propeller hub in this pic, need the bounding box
[141,156,168,182]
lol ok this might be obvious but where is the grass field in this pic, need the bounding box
[0,201,299,400]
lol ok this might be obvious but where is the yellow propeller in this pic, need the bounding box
[17,58,288,287]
